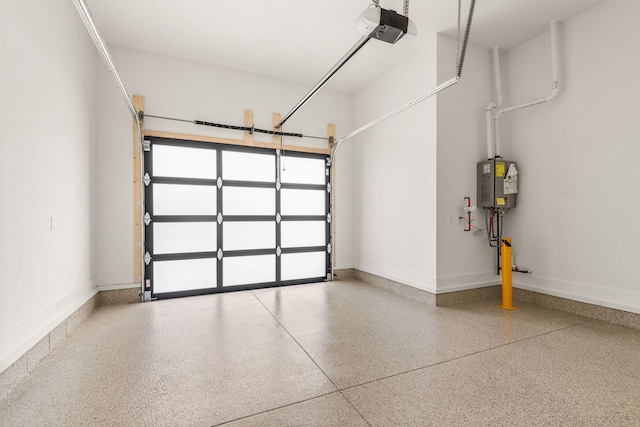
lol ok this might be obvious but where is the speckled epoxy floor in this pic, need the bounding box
[2,280,640,426]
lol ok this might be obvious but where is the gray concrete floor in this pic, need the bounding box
[2,280,640,426]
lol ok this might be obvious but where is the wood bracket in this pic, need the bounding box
[244,110,254,145]
[272,113,282,146]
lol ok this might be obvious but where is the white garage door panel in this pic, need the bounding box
[153,145,217,179]
[223,151,275,183]
[223,187,276,215]
[223,222,276,251]
[223,255,276,287]
[153,222,217,254]
[153,184,217,216]
[281,252,326,281]
[280,189,325,216]
[281,221,326,248]
[154,259,217,293]
[281,156,326,185]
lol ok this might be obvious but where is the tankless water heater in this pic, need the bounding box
[477,159,518,209]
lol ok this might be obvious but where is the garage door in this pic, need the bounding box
[143,137,331,299]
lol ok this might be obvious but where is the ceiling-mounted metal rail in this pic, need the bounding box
[330,76,459,162]
[72,0,141,143]
[330,0,476,157]
[276,35,371,129]
[277,1,420,129]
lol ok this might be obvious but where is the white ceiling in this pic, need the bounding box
[87,0,607,93]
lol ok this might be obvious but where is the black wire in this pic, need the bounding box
[254,128,304,138]
[464,213,487,236]
[469,224,485,236]
[193,120,304,138]
[496,213,503,274]
[193,120,248,132]
[143,114,325,140]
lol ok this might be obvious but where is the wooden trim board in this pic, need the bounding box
[272,113,282,146]
[244,110,254,145]
[133,95,144,284]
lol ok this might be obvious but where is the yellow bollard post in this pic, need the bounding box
[498,238,518,311]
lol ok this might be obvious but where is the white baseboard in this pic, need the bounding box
[514,274,640,315]
[353,265,500,295]
[333,263,356,270]
[97,282,139,292]
[0,279,98,374]
[354,263,437,294]
[435,271,500,294]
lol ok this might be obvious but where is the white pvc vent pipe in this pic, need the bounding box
[493,20,560,157]
[485,46,503,159]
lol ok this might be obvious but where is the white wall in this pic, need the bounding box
[435,36,497,292]
[352,34,498,294]
[0,0,97,372]
[501,0,640,313]
[353,35,439,292]
[95,46,356,287]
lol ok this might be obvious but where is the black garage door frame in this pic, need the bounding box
[143,136,331,299]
